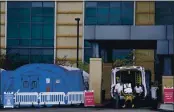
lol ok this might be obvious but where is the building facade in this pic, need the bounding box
[0,1,173,77]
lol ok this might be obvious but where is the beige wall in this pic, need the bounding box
[0,2,6,55]
[134,49,155,81]
[102,63,112,100]
[56,1,83,65]
[135,1,155,25]
[89,58,102,104]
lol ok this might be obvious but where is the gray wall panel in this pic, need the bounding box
[169,40,174,54]
[157,40,169,54]
[95,26,130,40]
[131,26,166,40]
[84,26,95,40]
[167,25,174,40]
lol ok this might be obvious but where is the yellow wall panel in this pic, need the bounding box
[136,2,150,13]
[56,37,83,47]
[0,25,5,36]
[149,14,155,24]
[1,14,5,23]
[57,14,83,24]
[0,37,5,47]
[134,49,154,62]
[135,1,155,25]
[149,2,155,13]
[56,26,83,35]
[136,14,150,24]
[57,2,83,12]
[56,49,82,59]
[0,2,5,12]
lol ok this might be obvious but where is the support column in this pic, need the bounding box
[89,58,102,104]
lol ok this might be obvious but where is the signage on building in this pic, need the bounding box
[84,90,95,107]
[46,78,50,84]
[56,79,60,83]
[164,88,174,104]
[3,92,14,108]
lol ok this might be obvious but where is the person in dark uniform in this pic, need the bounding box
[134,83,143,108]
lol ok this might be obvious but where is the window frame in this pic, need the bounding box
[23,81,29,88]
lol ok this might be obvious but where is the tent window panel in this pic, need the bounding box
[23,81,29,88]
[32,81,37,88]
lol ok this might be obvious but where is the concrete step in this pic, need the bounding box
[158,103,174,111]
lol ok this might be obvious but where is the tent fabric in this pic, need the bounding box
[1,64,85,94]
[60,65,89,82]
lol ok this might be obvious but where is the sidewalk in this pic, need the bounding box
[158,103,174,112]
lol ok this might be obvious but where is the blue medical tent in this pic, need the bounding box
[1,64,85,95]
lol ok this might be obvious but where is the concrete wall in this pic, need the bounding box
[0,2,6,55]
[89,58,102,104]
[84,25,174,55]
[56,1,83,65]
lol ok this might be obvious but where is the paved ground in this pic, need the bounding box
[0,108,160,112]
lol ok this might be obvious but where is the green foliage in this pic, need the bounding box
[56,55,89,72]
[78,61,89,73]
[113,51,134,68]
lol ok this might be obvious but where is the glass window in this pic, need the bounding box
[42,39,54,47]
[31,49,43,55]
[85,17,97,25]
[121,2,134,25]
[97,8,109,25]
[20,55,29,62]
[7,8,19,15]
[43,49,54,55]
[110,2,121,8]
[85,2,97,8]
[43,2,54,7]
[84,41,92,48]
[7,23,19,38]
[31,39,42,46]
[43,8,54,15]
[8,2,31,8]
[31,24,42,39]
[163,57,172,75]
[18,8,30,22]
[97,17,109,25]
[97,2,110,7]
[32,81,37,88]
[23,81,29,88]
[43,25,54,39]
[85,8,97,17]
[84,48,93,63]
[42,55,53,63]
[32,16,43,23]
[30,55,43,63]
[19,49,30,55]
[32,2,42,7]
[19,23,30,39]
[97,8,109,16]
[20,39,30,46]
[109,7,121,25]
[7,48,19,54]
[155,1,174,25]
[43,16,54,23]
[7,39,19,47]
[7,14,20,22]
[31,8,42,16]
